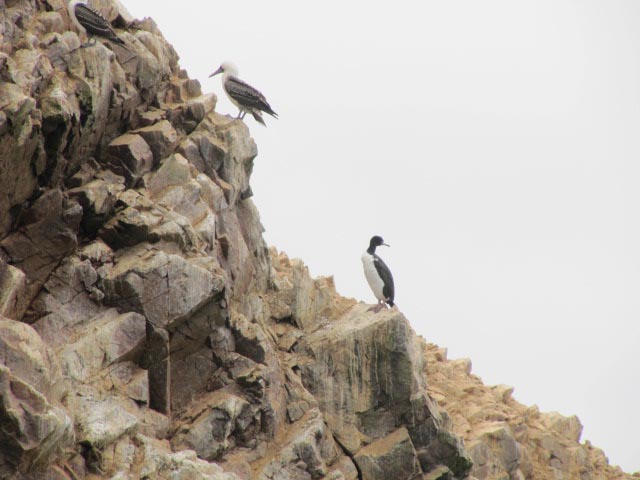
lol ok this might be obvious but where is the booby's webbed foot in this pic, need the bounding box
[80,38,97,49]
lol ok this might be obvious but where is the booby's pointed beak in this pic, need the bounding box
[209,66,223,78]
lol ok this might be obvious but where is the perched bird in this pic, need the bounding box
[67,0,129,48]
[361,236,395,313]
[209,62,278,126]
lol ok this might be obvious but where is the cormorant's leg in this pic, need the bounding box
[368,300,385,313]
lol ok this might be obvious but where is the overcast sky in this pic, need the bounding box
[125,1,640,472]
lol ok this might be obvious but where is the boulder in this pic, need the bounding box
[133,120,179,162]
[107,133,154,187]
[0,318,72,477]
[353,428,422,480]
[101,246,225,329]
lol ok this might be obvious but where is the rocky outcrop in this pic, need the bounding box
[424,345,636,480]
[0,1,636,479]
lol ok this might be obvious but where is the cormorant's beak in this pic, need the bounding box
[382,243,390,247]
[209,66,223,78]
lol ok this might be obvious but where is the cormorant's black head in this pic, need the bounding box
[368,235,389,253]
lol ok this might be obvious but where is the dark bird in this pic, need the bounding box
[209,62,278,126]
[361,236,395,313]
[67,0,129,49]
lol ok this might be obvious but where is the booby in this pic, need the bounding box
[361,236,395,313]
[209,62,278,126]
[67,0,128,48]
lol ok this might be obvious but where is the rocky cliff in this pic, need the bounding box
[0,1,636,479]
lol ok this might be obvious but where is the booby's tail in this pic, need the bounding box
[251,111,266,126]
[263,107,278,119]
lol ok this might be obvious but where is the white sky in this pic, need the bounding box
[125,1,640,472]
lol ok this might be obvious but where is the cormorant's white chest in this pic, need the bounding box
[361,252,385,301]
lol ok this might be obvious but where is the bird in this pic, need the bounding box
[67,0,129,49]
[361,236,395,313]
[209,62,278,126]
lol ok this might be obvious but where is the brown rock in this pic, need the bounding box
[0,189,81,319]
[107,133,154,187]
[59,311,146,382]
[354,428,422,480]
[0,261,27,319]
[133,120,179,162]
[101,246,225,329]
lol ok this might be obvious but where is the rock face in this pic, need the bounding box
[0,1,636,480]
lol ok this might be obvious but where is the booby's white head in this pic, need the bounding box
[67,0,89,33]
[209,62,239,80]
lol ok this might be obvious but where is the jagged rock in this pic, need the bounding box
[0,318,73,477]
[73,388,140,447]
[229,311,268,364]
[353,427,422,480]
[59,311,146,382]
[68,174,126,233]
[253,409,344,480]
[171,391,251,460]
[0,366,73,479]
[31,253,110,344]
[133,120,179,162]
[107,133,154,187]
[0,260,28,319]
[0,318,64,402]
[133,435,241,480]
[423,342,634,480]
[0,189,82,320]
[101,246,225,329]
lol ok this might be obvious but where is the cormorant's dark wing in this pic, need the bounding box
[373,255,395,305]
[225,76,278,118]
[74,3,125,45]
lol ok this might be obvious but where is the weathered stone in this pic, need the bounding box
[541,412,583,443]
[68,176,125,233]
[0,190,81,318]
[31,257,106,346]
[73,389,140,447]
[133,120,179,161]
[145,323,171,414]
[0,318,72,477]
[101,247,225,329]
[254,409,341,480]
[0,366,73,479]
[135,435,241,480]
[0,260,27,320]
[354,428,422,480]
[420,430,472,478]
[229,311,268,364]
[59,311,146,382]
[172,391,251,460]
[295,305,426,453]
[0,318,63,401]
[107,133,154,187]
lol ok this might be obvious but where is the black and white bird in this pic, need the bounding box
[67,0,129,48]
[209,62,278,126]
[361,236,395,313]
